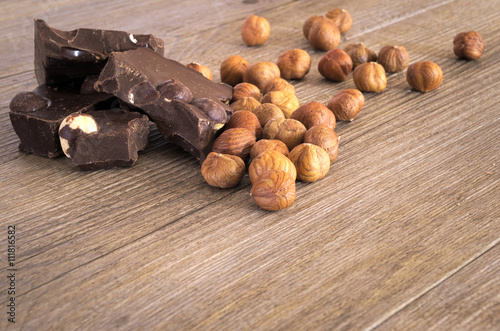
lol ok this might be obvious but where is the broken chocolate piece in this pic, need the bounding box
[34,19,164,88]
[9,85,115,158]
[95,48,233,161]
[58,109,149,170]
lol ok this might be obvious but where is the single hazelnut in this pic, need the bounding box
[262,78,296,95]
[324,8,353,34]
[303,15,328,39]
[250,139,289,160]
[158,79,193,103]
[186,62,213,80]
[308,19,341,51]
[290,101,336,130]
[191,98,228,129]
[220,55,249,86]
[241,15,271,46]
[262,117,307,151]
[261,91,299,118]
[248,149,296,184]
[377,45,410,73]
[318,49,353,81]
[212,127,256,160]
[243,62,281,91]
[352,62,387,93]
[277,49,311,80]
[453,31,485,60]
[252,103,285,127]
[288,143,330,182]
[303,124,340,163]
[201,152,245,188]
[250,169,296,211]
[59,114,98,158]
[326,89,364,121]
[225,110,262,138]
[344,43,377,68]
[230,96,261,112]
[232,82,261,102]
[406,61,443,92]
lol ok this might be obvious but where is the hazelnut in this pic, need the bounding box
[352,62,387,93]
[303,15,328,39]
[318,49,353,82]
[59,114,98,158]
[288,143,330,182]
[248,149,296,184]
[326,89,364,121]
[290,101,336,130]
[201,152,245,188]
[252,103,285,127]
[277,49,311,80]
[250,139,289,160]
[324,8,353,34]
[225,110,262,138]
[186,62,213,80]
[191,98,228,129]
[262,118,306,150]
[262,78,296,95]
[377,46,410,73]
[250,169,296,211]
[453,31,485,60]
[406,61,443,92]
[220,55,249,86]
[232,82,261,102]
[241,15,271,46]
[230,96,261,112]
[261,91,299,118]
[212,127,256,160]
[344,43,377,68]
[304,125,340,163]
[158,79,193,103]
[243,62,281,91]
[308,19,341,51]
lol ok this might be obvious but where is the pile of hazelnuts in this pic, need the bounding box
[188,9,485,211]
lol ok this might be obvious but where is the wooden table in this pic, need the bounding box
[1,0,499,329]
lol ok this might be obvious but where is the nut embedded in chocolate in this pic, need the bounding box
[158,79,193,103]
[9,91,49,113]
[59,114,99,158]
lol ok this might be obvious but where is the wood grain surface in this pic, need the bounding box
[0,0,499,330]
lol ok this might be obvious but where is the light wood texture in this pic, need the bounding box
[0,0,499,330]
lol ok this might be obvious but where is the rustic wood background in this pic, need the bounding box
[1,0,499,330]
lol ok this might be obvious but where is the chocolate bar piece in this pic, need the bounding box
[95,47,233,161]
[34,19,164,88]
[9,85,115,158]
[59,109,149,170]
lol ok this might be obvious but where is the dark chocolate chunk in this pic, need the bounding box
[58,109,149,170]
[95,47,233,161]
[34,19,164,88]
[9,85,115,158]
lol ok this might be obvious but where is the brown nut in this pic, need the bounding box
[191,98,228,130]
[230,96,261,112]
[201,152,245,188]
[453,31,485,60]
[352,62,387,93]
[277,49,311,80]
[262,78,296,95]
[250,139,289,160]
[324,8,353,34]
[326,89,364,122]
[241,15,271,46]
[344,43,377,68]
[290,101,336,130]
[186,62,213,80]
[225,110,262,138]
[250,170,296,211]
[288,143,330,182]
[252,103,285,127]
[304,124,340,163]
[406,61,443,92]
[212,128,256,159]
[303,15,327,39]
[262,117,306,151]
[249,149,296,184]
[377,45,410,73]
[243,62,281,91]
[318,49,353,82]
[232,82,261,102]
[261,91,299,118]
[308,19,341,51]
[220,55,249,86]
